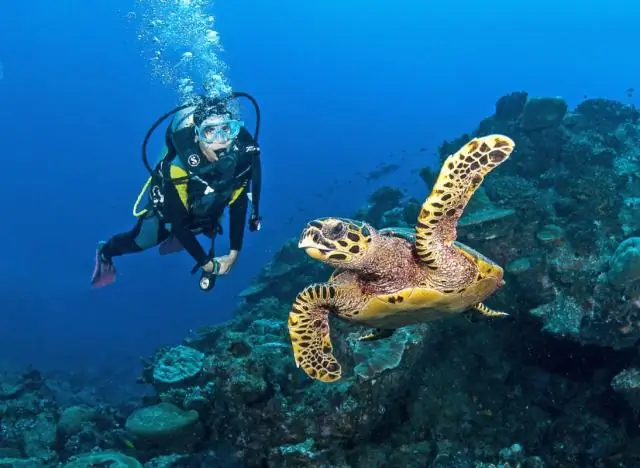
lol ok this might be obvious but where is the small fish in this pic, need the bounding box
[123,438,136,449]
[365,163,400,181]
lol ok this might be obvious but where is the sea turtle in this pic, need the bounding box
[287,134,515,383]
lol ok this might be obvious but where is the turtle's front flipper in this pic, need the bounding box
[358,328,395,341]
[288,283,360,383]
[414,135,515,269]
[474,302,509,318]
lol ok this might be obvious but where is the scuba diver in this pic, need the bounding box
[91,92,263,292]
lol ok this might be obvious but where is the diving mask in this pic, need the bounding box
[196,118,243,144]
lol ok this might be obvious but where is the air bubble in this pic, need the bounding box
[205,30,218,44]
[133,0,232,102]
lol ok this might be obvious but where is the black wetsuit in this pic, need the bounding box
[100,112,262,267]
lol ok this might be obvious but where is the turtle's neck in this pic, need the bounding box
[357,233,406,278]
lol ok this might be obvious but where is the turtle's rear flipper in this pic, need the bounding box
[288,283,343,383]
[474,302,509,318]
[358,328,395,341]
[464,303,509,323]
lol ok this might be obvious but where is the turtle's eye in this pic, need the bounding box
[325,221,345,240]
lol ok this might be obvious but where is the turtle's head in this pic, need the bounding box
[298,217,377,268]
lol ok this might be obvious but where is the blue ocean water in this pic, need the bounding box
[0,0,637,380]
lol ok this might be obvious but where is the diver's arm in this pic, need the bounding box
[250,151,262,224]
[238,126,262,230]
[174,225,216,274]
[170,223,210,267]
[229,192,249,253]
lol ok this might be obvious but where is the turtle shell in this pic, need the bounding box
[339,228,504,329]
[355,275,501,329]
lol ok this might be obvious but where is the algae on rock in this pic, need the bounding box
[153,345,205,386]
[125,402,200,446]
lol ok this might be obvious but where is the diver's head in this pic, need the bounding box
[193,96,243,161]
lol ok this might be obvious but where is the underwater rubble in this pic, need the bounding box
[4,92,640,466]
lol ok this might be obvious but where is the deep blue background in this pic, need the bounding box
[0,0,637,376]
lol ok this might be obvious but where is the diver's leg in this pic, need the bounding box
[91,214,169,288]
[101,215,165,257]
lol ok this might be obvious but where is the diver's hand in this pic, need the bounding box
[215,250,238,275]
[249,213,262,232]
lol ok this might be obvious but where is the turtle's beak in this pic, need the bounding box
[302,247,328,261]
[298,230,330,260]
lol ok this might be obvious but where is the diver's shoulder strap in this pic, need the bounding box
[169,125,207,173]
